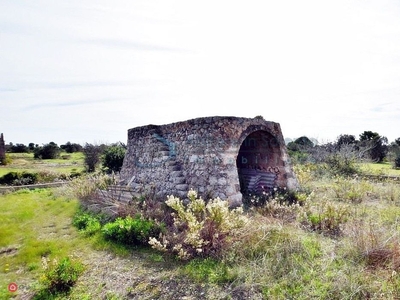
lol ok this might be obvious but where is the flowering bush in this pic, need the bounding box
[149,189,248,260]
[36,257,84,297]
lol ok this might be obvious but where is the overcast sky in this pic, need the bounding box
[1,0,400,145]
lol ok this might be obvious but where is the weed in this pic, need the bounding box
[331,176,373,203]
[345,219,400,270]
[299,198,350,236]
[34,257,84,298]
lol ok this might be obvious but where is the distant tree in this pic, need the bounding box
[395,155,400,168]
[10,143,29,153]
[34,142,61,159]
[287,136,313,151]
[287,136,314,163]
[358,131,388,162]
[335,134,356,150]
[359,131,380,142]
[102,143,126,173]
[83,143,104,172]
[61,142,83,153]
[395,138,400,147]
[388,139,400,167]
[295,136,314,147]
[28,143,36,151]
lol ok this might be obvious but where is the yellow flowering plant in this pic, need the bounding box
[149,189,248,259]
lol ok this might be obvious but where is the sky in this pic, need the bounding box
[1,0,400,146]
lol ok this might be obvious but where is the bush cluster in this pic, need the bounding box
[72,207,162,247]
[0,171,38,185]
[34,142,61,159]
[72,210,102,236]
[395,155,400,169]
[149,189,248,260]
[102,215,162,246]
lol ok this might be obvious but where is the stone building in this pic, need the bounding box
[120,116,298,207]
[0,133,5,164]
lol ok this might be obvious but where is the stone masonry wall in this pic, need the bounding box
[120,116,298,207]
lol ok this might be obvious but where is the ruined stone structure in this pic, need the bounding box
[120,116,298,206]
[0,133,5,164]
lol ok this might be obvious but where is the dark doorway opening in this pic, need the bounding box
[236,130,281,197]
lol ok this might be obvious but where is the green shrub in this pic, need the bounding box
[0,171,38,185]
[34,142,61,159]
[102,215,160,246]
[394,155,400,169]
[102,144,126,173]
[73,211,102,236]
[324,153,360,176]
[35,257,84,298]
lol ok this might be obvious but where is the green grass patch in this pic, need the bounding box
[359,162,400,176]
[182,258,237,284]
[0,189,86,299]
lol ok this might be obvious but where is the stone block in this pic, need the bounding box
[176,184,189,191]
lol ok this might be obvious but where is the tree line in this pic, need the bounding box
[287,130,400,172]
[3,141,126,174]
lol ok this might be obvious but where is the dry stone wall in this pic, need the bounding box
[120,116,298,207]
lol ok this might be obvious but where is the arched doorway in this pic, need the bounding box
[236,130,281,196]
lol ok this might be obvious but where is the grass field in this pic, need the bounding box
[0,152,85,177]
[2,174,400,299]
[2,155,400,298]
[359,161,400,176]
[0,189,83,298]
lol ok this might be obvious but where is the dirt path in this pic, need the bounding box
[69,250,262,300]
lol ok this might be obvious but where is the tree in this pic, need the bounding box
[34,142,61,159]
[358,131,388,162]
[10,143,29,153]
[102,143,126,173]
[287,136,314,164]
[61,142,83,153]
[294,136,314,148]
[359,131,380,142]
[388,138,400,168]
[335,134,356,150]
[83,143,103,172]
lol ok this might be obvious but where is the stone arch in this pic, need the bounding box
[236,130,282,196]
